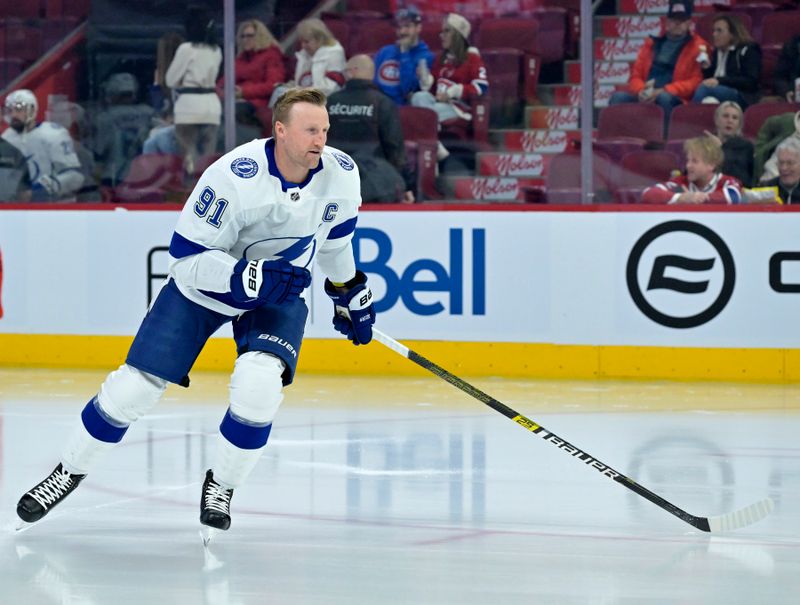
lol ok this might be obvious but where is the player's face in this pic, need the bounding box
[396,21,421,46]
[715,106,741,138]
[686,151,715,185]
[777,150,800,185]
[4,105,28,132]
[277,102,329,174]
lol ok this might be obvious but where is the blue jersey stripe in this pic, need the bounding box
[170,231,211,259]
[328,216,357,240]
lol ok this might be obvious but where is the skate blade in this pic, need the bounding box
[200,526,221,547]
[15,519,35,533]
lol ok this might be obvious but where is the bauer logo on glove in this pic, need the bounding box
[324,270,376,345]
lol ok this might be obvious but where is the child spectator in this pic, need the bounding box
[642,136,742,204]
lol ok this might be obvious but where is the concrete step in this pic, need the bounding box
[525,105,580,130]
[537,84,616,108]
[477,152,552,177]
[594,37,646,61]
[492,129,583,153]
[565,60,632,85]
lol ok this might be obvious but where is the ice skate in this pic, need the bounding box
[17,463,86,524]
[200,469,234,543]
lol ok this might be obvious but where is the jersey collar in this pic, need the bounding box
[264,137,324,192]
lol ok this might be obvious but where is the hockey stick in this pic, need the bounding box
[372,328,773,532]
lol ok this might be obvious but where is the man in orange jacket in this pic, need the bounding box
[608,0,708,130]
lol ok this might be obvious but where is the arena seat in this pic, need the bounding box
[614,150,681,203]
[666,103,717,141]
[113,153,183,203]
[743,102,800,139]
[544,151,614,204]
[399,106,440,200]
[759,11,800,48]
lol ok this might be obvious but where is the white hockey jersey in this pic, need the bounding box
[1,121,83,199]
[169,137,362,316]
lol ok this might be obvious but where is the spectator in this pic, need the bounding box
[410,13,488,161]
[608,0,708,127]
[2,89,83,201]
[166,5,222,175]
[704,101,754,186]
[762,138,800,204]
[92,73,157,185]
[374,5,434,106]
[270,19,345,106]
[217,19,285,126]
[0,137,31,201]
[774,34,800,102]
[758,111,800,183]
[327,55,415,203]
[143,31,185,155]
[641,136,742,204]
[46,98,101,202]
[692,14,761,108]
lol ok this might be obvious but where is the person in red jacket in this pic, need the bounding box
[641,136,742,204]
[217,19,286,126]
[410,13,488,161]
[608,0,708,129]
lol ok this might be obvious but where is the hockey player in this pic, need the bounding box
[641,136,743,204]
[16,88,376,536]
[2,89,84,201]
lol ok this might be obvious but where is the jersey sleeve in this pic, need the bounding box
[316,158,361,282]
[168,163,243,292]
[49,127,84,196]
[641,179,683,204]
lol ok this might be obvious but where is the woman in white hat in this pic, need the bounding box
[410,13,488,161]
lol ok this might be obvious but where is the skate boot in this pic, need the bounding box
[17,464,86,523]
[200,469,234,531]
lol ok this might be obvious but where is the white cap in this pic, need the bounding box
[446,13,470,40]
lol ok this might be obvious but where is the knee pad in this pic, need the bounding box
[229,352,285,424]
[97,364,167,424]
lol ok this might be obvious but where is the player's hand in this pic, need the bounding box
[324,271,375,345]
[32,175,60,195]
[230,259,311,305]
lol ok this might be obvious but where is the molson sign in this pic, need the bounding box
[502,130,582,153]
[594,38,645,62]
[528,107,579,130]
[551,84,615,107]
[619,0,731,12]
[566,61,632,84]
[600,16,663,37]
[479,153,551,177]
[453,177,522,201]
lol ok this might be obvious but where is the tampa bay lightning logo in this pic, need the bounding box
[244,233,317,267]
[332,152,354,171]
[230,157,259,178]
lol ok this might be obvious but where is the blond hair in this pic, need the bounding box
[296,18,337,47]
[684,136,724,169]
[272,88,327,129]
[236,19,278,55]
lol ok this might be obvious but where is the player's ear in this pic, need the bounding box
[274,120,285,138]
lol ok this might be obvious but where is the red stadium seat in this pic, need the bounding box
[476,18,540,55]
[348,18,396,55]
[114,154,184,203]
[0,19,44,63]
[731,2,774,41]
[399,106,439,200]
[0,0,41,19]
[666,103,718,141]
[598,103,664,141]
[321,18,351,56]
[544,151,615,204]
[742,102,800,139]
[347,0,392,14]
[595,103,664,162]
[614,150,681,203]
[759,11,800,48]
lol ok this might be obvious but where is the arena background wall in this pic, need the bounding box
[1,205,799,382]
